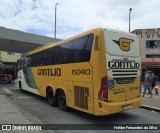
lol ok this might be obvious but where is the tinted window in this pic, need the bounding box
[20,33,94,67]
[72,33,94,63]
[50,46,63,65]
[146,40,160,48]
[59,41,73,64]
[45,50,53,65]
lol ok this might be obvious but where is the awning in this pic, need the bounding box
[142,62,160,67]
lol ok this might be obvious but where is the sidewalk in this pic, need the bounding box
[141,83,160,111]
[0,95,31,124]
[0,88,43,132]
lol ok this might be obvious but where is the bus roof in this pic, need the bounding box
[27,28,102,55]
[27,27,137,55]
[104,28,137,38]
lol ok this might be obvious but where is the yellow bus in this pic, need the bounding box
[16,28,141,116]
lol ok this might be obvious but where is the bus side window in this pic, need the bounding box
[60,41,73,64]
[51,46,61,65]
[30,55,36,67]
[27,56,31,67]
[45,50,52,65]
[42,52,46,65]
[85,33,94,51]
[72,33,94,63]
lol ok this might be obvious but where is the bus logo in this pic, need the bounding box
[113,38,134,51]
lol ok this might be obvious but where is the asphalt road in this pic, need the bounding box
[0,84,160,133]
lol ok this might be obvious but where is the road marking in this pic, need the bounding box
[18,96,37,99]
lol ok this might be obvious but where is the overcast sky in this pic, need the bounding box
[0,0,160,39]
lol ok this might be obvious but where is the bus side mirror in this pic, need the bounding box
[95,35,100,50]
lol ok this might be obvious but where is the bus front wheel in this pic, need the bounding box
[58,90,69,111]
[46,88,57,106]
[19,82,24,93]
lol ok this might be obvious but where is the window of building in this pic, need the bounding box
[146,40,160,49]
[146,54,160,58]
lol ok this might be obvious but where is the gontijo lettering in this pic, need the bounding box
[38,68,61,76]
[108,60,140,69]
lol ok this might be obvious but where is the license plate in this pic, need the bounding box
[122,105,131,110]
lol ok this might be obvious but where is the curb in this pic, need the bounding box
[141,105,160,113]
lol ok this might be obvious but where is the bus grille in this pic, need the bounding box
[74,86,89,110]
[112,69,138,78]
[110,69,138,84]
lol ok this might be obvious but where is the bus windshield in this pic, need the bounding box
[104,29,140,57]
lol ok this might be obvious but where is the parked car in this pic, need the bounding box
[0,74,12,84]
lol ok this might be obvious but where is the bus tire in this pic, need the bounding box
[58,90,69,111]
[46,88,57,106]
[19,81,24,93]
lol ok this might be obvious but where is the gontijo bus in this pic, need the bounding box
[16,28,141,115]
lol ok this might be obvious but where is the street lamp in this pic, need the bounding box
[129,8,132,33]
[54,3,58,39]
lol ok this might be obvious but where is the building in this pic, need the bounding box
[0,51,21,78]
[0,27,61,79]
[0,51,21,63]
[132,28,160,81]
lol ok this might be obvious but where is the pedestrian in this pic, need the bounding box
[143,71,153,98]
[152,73,156,89]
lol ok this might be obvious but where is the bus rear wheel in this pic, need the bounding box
[58,90,69,111]
[46,88,57,106]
